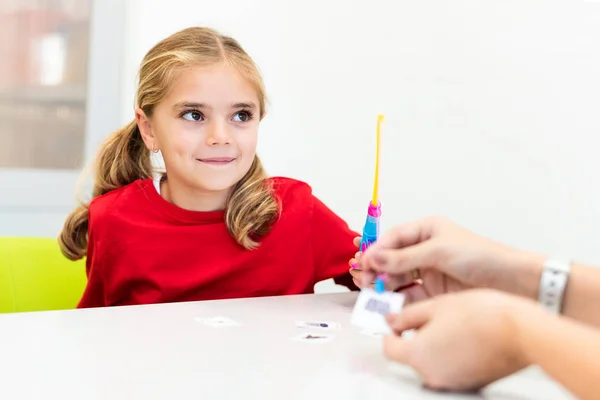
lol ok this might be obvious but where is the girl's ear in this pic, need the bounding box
[135,107,157,151]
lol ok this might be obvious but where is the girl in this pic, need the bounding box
[59,27,361,307]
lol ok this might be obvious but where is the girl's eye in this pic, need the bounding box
[232,111,252,123]
[182,111,203,121]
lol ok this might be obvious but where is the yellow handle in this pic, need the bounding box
[372,114,384,206]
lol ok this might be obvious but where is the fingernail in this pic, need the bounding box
[361,243,367,253]
[351,263,359,269]
[378,273,389,282]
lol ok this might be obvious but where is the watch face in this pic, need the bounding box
[539,260,570,314]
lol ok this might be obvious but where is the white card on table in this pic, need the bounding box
[194,316,241,327]
[295,320,341,330]
[351,288,405,334]
[289,332,335,343]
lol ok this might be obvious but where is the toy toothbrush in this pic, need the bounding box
[359,114,385,293]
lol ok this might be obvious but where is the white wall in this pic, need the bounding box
[5,1,600,281]
[120,0,600,265]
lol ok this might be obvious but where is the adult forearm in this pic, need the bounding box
[561,263,600,327]
[516,308,600,400]
[509,251,600,327]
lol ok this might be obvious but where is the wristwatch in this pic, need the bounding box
[538,259,571,314]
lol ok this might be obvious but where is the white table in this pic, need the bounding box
[0,292,574,400]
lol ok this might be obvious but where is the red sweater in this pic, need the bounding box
[78,177,359,308]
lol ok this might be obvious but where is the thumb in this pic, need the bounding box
[386,298,435,333]
[383,334,413,364]
[382,300,436,364]
[365,240,439,275]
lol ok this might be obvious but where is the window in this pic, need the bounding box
[0,0,126,237]
[0,0,92,169]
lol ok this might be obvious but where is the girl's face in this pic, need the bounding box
[137,63,261,195]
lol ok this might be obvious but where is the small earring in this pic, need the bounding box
[151,142,159,154]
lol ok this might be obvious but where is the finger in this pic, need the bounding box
[349,257,362,269]
[353,277,373,289]
[360,270,376,287]
[353,236,361,247]
[383,334,413,364]
[386,299,436,333]
[362,240,439,275]
[377,272,411,292]
[401,284,430,306]
[356,254,362,263]
[388,271,417,291]
[372,217,440,250]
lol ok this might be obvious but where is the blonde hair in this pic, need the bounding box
[59,27,278,260]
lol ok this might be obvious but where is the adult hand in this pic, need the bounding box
[383,289,535,391]
[359,216,544,304]
[349,236,411,291]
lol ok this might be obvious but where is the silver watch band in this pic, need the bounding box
[538,259,571,314]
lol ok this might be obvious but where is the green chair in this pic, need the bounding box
[0,237,87,313]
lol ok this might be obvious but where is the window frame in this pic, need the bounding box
[0,0,127,214]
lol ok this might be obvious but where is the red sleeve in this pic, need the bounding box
[311,195,360,291]
[77,205,107,308]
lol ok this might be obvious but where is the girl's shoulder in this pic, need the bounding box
[88,178,153,228]
[268,176,314,199]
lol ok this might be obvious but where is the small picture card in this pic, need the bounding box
[194,316,241,328]
[351,288,405,334]
[289,332,336,344]
[295,320,341,330]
